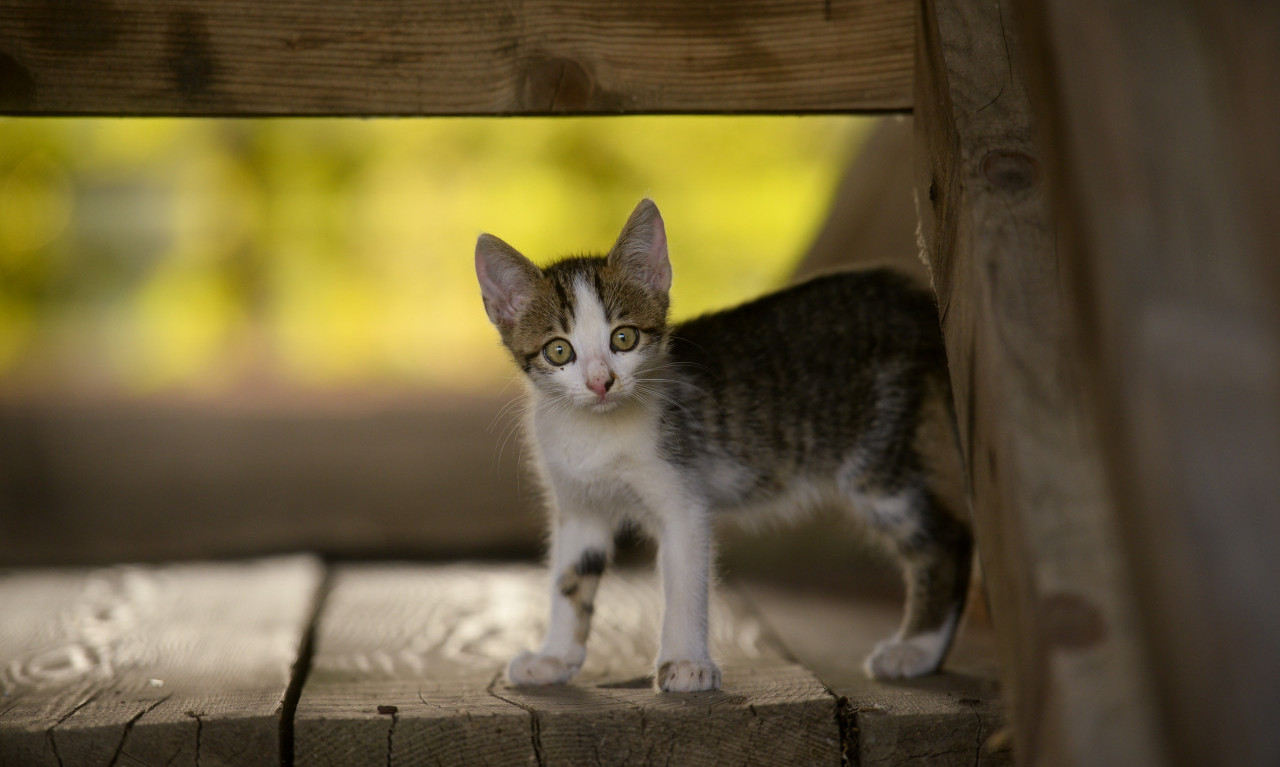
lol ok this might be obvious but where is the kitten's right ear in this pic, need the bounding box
[476,234,542,327]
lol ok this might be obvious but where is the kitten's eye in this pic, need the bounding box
[611,326,640,352]
[542,338,575,366]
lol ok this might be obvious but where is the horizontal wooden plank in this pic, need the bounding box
[296,564,840,767]
[0,556,323,767]
[738,581,1010,767]
[0,397,541,566]
[0,0,912,116]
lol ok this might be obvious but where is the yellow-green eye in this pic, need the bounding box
[542,338,575,366]
[611,326,640,352]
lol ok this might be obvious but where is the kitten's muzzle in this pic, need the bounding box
[587,372,616,399]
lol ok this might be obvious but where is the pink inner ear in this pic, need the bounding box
[476,235,535,326]
[645,220,672,294]
[612,199,672,294]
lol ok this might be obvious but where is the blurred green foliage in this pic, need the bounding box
[0,117,866,399]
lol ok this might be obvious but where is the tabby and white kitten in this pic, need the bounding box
[475,199,972,692]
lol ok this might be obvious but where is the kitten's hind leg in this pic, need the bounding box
[507,511,613,686]
[855,486,973,680]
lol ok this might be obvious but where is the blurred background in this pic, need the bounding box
[0,115,914,596]
[0,117,864,400]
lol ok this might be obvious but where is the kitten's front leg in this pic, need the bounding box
[654,504,721,692]
[508,509,613,686]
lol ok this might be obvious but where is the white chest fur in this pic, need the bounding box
[532,401,657,478]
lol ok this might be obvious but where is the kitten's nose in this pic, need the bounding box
[587,373,615,398]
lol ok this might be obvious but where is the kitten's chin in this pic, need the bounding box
[585,397,624,414]
[580,390,639,415]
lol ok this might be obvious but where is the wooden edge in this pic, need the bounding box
[0,0,913,115]
[735,580,1011,766]
[914,0,1166,764]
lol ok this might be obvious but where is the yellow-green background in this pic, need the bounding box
[0,117,867,398]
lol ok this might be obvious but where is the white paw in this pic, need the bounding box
[656,659,722,692]
[506,648,584,686]
[864,635,945,680]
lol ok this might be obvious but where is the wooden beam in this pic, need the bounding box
[914,0,1166,764]
[0,397,541,566]
[0,0,912,116]
[1012,1,1280,765]
[0,556,322,767]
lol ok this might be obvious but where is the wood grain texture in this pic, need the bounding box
[0,0,912,115]
[738,582,1011,767]
[296,564,840,767]
[914,0,1164,764]
[0,556,323,767]
[1012,1,1280,765]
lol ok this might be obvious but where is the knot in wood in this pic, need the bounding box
[981,149,1039,192]
[0,52,36,108]
[1041,591,1106,650]
[521,54,594,112]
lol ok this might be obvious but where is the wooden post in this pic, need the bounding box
[1013,1,1280,765]
[914,0,1165,764]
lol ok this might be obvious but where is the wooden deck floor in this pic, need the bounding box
[0,557,1010,766]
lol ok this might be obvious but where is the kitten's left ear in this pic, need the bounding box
[607,199,672,294]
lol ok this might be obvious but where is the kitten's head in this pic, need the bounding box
[475,199,672,413]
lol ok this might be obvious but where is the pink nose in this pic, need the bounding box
[587,374,615,398]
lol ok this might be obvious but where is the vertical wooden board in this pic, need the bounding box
[297,565,840,767]
[0,556,323,767]
[1011,1,1280,765]
[737,582,1010,767]
[914,0,1165,765]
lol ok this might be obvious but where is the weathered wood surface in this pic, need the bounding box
[740,582,1010,767]
[914,0,1163,764]
[296,564,841,767]
[1012,2,1280,766]
[0,0,912,116]
[0,397,541,566]
[0,556,323,767]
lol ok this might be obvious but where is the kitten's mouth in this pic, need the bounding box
[586,391,624,412]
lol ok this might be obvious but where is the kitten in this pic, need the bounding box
[475,199,972,692]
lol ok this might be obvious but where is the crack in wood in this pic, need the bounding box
[185,710,203,767]
[384,709,396,767]
[108,694,171,767]
[486,671,546,767]
[46,689,101,767]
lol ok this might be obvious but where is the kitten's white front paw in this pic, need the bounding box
[506,648,584,686]
[864,635,945,680]
[656,659,722,692]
